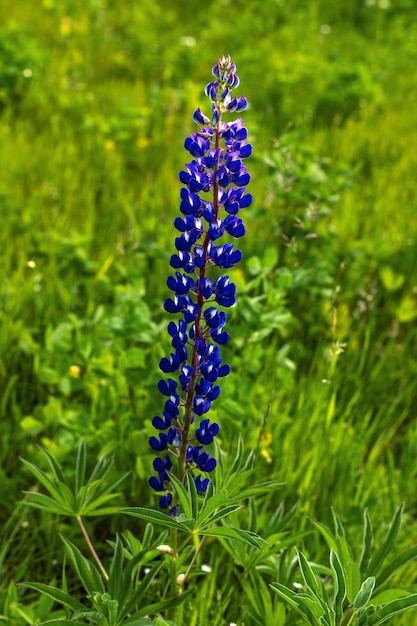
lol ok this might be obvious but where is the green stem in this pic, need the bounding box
[177,115,222,484]
[168,527,178,620]
[341,607,355,626]
[183,534,207,584]
[76,516,109,581]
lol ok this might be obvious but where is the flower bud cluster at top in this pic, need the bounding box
[148,55,252,515]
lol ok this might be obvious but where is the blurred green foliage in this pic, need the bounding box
[1,0,417,623]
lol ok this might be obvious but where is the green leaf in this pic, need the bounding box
[61,536,105,595]
[376,544,417,588]
[21,492,71,516]
[344,560,362,604]
[39,619,93,626]
[40,447,67,485]
[19,582,85,613]
[352,576,376,609]
[247,531,310,570]
[80,492,125,516]
[366,593,417,625]
[366,503,404,579]
[88,455,114,485]
[20,459,69,509]
[123,616,157,624]
[330,550,347,625]
[187,472,199,521]
[237,481,283,500]
[202,526,263,548]
[121,561,164,618]
[311,520,339,553]
[360,508,374,576]
[198,504,242,529]
[167,473,193,520]
[116,551,147,616]
[331,508,346,539]
[75,440,87,495]
[108,535,123,600]
[220,468,254,498]
[371,588,413,605]
[195,493,238,528]
[270,583,322,626]
[124,588,192,622]
[298,550,320,594]
[122,507,191,532]
[379,265,405,292]
[337,535,354,571]
[246,569,276,624]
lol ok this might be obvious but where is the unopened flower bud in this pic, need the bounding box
[156,544,174,555]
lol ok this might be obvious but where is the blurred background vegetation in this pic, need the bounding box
[1,0,417,622]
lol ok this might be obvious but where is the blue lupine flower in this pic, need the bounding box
[196,419,220,445]
[148,55,252,514]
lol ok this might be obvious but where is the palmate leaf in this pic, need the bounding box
[20,458,72,511]
[195,492,240,528]
[21,491,72,516]
[21,444,129,518]
[40,446,67,484]
[79,493,127,516]
[198,503,243,529]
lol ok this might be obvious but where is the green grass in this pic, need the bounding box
[1,0,417,624]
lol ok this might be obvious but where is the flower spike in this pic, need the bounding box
[149,56,252,514]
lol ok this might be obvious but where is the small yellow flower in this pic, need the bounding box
[60,17,73,37]
[104,139,116,152]
[260,432,273,463]
[69,365,81,378]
